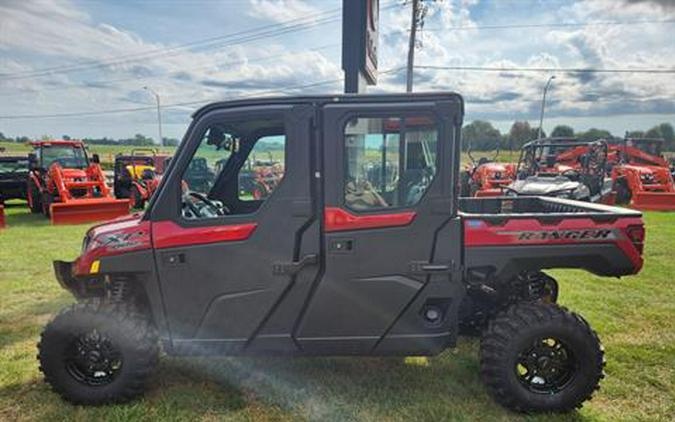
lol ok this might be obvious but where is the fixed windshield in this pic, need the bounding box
[40,145,89,169]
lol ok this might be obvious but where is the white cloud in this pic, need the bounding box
[0,0,672,138]
[247,0,322,23]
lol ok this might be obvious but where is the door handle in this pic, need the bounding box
[272,254,318,275]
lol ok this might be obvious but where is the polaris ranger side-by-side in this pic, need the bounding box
[39,94,645,413]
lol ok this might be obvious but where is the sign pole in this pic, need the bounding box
[342,0,379,94]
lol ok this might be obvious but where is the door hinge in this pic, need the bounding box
[273,254,318,275]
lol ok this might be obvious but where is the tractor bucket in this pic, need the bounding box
[631,192,675,211]
[50,198,130,225]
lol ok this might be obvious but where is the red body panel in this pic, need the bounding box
[464,216,644,274]
[74,216,151,276]
[152,220,258,249]
[0,204,5,229]
[324,207,416,232]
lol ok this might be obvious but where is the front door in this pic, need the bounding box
[150,104,318,354]
[296,97,463,355]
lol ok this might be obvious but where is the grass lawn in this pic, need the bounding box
[0,203,673,421]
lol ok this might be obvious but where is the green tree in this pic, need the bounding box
[163,138,179,147]
[462,120,502,151]
[508,121,533,150]
[658,123,674,151]
[626,130,645,138]
[577,128,613,142]
[551,125,574,138]
[643,123,675,151]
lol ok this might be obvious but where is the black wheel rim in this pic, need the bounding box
[515,337,576,394]
[65,329,123,386]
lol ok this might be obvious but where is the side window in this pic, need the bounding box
[238,135,285,201]
[344,116,438,211]
[181,117,286,220]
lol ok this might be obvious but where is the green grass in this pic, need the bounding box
[1,203,673,421]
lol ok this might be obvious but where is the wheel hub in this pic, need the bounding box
[65,329,123,386]
[516,337,576,394]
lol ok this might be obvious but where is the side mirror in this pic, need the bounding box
[91,153,100,164]
[28,153,38,170]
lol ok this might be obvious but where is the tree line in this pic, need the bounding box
[461,121,675,152]
[2,121,674,152]
[0,133,180,147]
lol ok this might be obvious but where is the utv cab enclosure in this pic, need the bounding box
[40,93,645,413]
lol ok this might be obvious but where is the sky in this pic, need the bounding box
[0,0,673,141]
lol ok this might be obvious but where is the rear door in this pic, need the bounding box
[149,103,318,354]
[296,96,463,354]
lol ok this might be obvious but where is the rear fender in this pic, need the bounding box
[464,216,644,281]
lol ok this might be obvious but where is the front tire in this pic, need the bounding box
[480,302,604,413]
[38,301,158,405]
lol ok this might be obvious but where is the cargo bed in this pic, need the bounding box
[459,196,644,280]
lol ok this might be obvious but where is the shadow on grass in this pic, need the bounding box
[0,351,590,421]
[0,293,70,351]
[2,201,51,228]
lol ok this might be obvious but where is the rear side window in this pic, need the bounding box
[344,116,438,211]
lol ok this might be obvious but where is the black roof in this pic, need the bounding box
[192,92,463,120]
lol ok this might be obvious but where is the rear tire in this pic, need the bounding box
[28,180,42,213]
[480,302,604,413]
[38,301,158,405]
[42,191,53,217]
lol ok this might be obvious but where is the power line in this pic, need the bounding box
[0,16,340,81]
[414,65,675,74]
[0,9,341,80]
[0,44,339,96]
[422,19,675,32]
[0,1,400,82]
[0,68,406,120]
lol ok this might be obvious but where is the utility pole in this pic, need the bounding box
[537,75,555,140]
[143,86,163,145]
[406,0,420,93]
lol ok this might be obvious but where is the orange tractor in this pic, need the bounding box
[460,147,516,197]
[113,149,171,209]
[27,140,130,224]
[607,138,675,211]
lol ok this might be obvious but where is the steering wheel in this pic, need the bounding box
[183,191,230,218]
